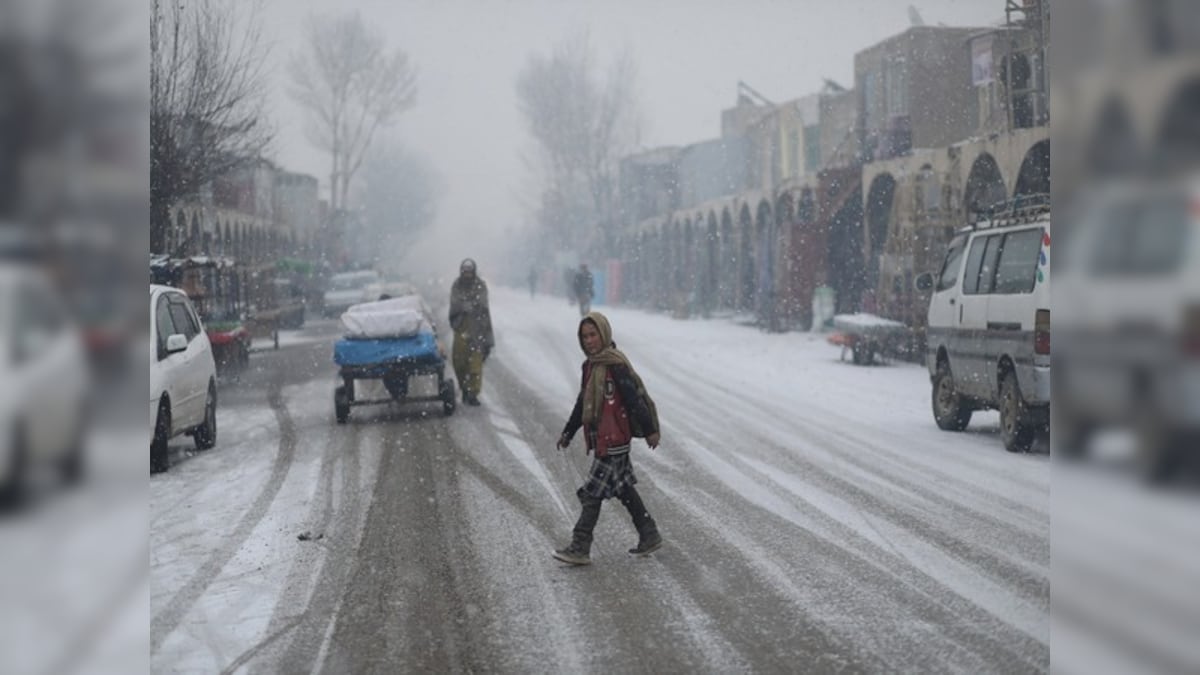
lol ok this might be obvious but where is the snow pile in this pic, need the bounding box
[832,313,908,335]
[341,296,433,338]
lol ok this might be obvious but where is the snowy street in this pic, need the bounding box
[150,287,1049,672]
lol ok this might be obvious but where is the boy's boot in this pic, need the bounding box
[619,486,662,555]
[553,493,602,565]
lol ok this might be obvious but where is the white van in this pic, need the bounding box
[916,202,1051,453]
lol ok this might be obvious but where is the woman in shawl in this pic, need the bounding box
[448,258,494,406]
[553,311,662,565]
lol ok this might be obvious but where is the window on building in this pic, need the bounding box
[886,58,908,117]
[862,72,878,129]
[789,130,800,178]
[804,125,821,172]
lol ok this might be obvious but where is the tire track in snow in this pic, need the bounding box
[151,381,298,655]
[644,353,1048,553]
[637,369,1048,667]
[267,395,371,674]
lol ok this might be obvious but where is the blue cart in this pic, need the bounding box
[333,331,456,422]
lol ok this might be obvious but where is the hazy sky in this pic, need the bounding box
[260,0,1002,277]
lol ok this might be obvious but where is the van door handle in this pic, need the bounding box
[959,305,964,323]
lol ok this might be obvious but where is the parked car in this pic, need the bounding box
[322,270,382,317]
[150,284,218,473]
[1055,179,1200,480]
[0,263,91,504]
[916,198,1051,453]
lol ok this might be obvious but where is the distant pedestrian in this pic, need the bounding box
[573,263,594,317]
[553,311,662,565]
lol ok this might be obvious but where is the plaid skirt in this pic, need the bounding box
[578,453,638,500]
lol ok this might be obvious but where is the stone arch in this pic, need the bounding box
[963,153,1007,217]
[1013,140,1050,200]
[755,199,774,323]
[681,219,695,296]
[864,173,896,311]
[865,173,896,262]
[1156,77,1200,172]
[1087,97,1140,177]
[173,210,187,254]
[700,211,719,315]
[796,188,815,223]
[720,207,735,310]
[753,196,772,305]
[188,212,201,255]
[738,203,754,312]
[775,192,794,225]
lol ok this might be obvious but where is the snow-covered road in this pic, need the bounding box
[150,286,1050,672]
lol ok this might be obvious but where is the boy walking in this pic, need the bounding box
[554,311,662,565]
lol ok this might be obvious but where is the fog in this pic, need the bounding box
[261,0,1002,282]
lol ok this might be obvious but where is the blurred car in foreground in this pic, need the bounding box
[0,263,90,505]
[149,285,217,473]
[1055,178,1200,481]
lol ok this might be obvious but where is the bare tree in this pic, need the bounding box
[360,137,443,265]
[288,12,417,211]
[150,0,272,254]
[517,34,640,255]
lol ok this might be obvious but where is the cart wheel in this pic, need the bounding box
[335,386,350,424]
[852,341,875,365]
[441,379,456,416]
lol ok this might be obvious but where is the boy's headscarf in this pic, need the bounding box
[579,311,647,426]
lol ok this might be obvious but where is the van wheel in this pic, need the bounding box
[151,402,171,473]
[1000,371,1035,453]
[194,381,217,450]
[1134,405,1179,484]
[1053,407,1092,460]
[0,429,28,507]
[59,414,86,485]
[932,361,972,431]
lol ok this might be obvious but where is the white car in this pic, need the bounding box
[150,284,217,473]
[323,270,382,317]
[1055,179,1200,479]
[916,199,1051,453]
[0,264,90,503]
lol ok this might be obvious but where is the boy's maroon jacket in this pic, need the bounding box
[561,362,656,457]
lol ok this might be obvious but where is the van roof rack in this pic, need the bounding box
[968,193,1050,229]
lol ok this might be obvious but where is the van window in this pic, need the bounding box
[978,235,1003,294]
[936,235,967,291]
[962,234,1002,294]
[993,228,1044,294]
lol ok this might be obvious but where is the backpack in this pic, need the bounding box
[629,382,660,439]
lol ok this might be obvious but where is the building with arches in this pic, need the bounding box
[607,1,1050,345]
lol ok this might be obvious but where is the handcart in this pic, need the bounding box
[332,296,456,422]
[828,313,910,365]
